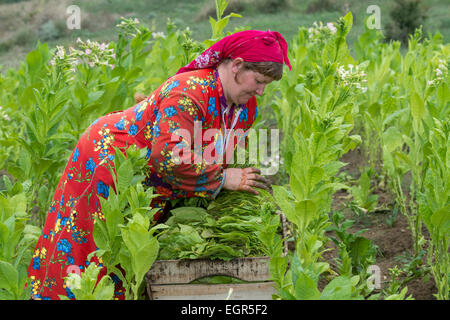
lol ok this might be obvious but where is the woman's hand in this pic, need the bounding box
[134,92,146,103]
[223,167,270,195]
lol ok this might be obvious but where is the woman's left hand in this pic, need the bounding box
[223,167,270,195]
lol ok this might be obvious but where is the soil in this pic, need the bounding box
[327,191,437,300]
[324,148,437,300]
[271,142,438,300]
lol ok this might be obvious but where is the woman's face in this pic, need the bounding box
[232,69,273,105]
[224,59,274,105]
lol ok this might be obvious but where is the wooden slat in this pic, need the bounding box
[149,282,276,300]
[146,257,271,284]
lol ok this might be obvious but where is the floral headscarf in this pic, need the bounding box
[177,29,291,74]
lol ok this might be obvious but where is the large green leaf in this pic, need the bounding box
[117,160,133,194]
[272,185,298,227]
[410,91,426,123]
[294,272,320,300]
[383,126,403,152]
[0,261,18,294]
[320,276,360,300]
[430,206,450,236]
[295,199,318,230]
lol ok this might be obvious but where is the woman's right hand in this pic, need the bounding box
[223,167,270,195]
[134,92,146,103]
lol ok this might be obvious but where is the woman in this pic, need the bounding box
[28,29,291,299]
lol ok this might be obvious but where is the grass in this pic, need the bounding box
[0,0,449,71]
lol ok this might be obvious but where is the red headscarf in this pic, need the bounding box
[176,29,291,74]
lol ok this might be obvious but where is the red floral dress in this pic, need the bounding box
[27,68,258,299]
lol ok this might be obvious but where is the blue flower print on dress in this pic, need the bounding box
[97,180,110,199]
[134,104,144,121]
[208,97,218,116]
[155,111,162,123]
[153,114,162,138]
[164,106,178,117]
[72,148,80,163]
[114,118,126,130]
[166,80,180,92]
[67,255,74,265]
[32,257,40,270]
[239,107,248,122]
[128,124,138,136]
[57,239,72,254]
[65,286,75,300]
[160,80,180,99]
[85,158,96,174]
[194,174,208,192]
[56,212,68,227]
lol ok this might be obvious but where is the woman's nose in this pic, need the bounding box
[256,84,266,96]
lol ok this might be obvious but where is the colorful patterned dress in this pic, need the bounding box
[27,68,258,299]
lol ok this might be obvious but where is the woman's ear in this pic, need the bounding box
[231,57,244,74]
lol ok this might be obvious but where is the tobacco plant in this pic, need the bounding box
[90,146,161,300]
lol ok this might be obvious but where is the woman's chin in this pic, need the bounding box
[238,95,253,105]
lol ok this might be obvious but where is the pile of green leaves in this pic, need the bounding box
[156,189,278,261]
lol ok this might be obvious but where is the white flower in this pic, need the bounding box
[85,48,92,55]
[56,46,65,59]
[152,31,166,39]
[361,87,368,93]
[327,22,337,34]
[435,68,442,76]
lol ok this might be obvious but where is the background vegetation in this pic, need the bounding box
[1,0,449,70]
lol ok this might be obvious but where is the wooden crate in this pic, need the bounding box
[146,212,287,300]
[145,257,276,300]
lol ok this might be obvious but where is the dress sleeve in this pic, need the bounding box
[147,89,225,200]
